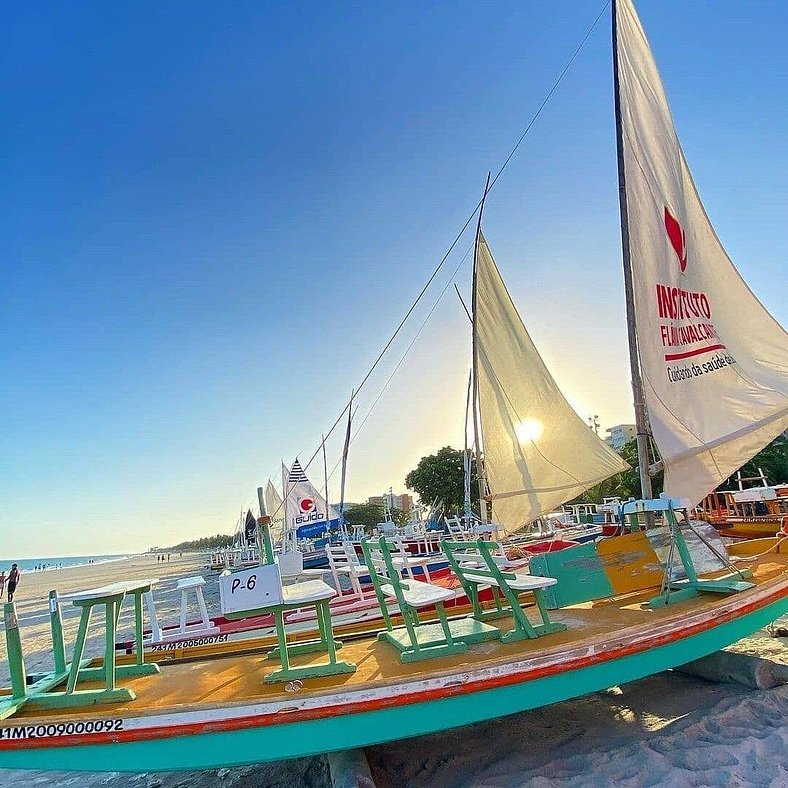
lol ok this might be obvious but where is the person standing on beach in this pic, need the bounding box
[7,564,20,602]
[0,570,5,596]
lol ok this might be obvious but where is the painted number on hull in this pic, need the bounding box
[0,719,124,740]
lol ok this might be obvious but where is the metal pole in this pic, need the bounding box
[322,434,331,531]
[612,0,653,501]
[257,486,274,565]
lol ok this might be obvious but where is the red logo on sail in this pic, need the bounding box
[664,207,687,272]
[298,497,315,513]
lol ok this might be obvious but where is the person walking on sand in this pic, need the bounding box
[7,564,20,603]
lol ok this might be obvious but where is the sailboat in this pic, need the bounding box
[0,0,785,772]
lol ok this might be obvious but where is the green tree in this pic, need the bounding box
[722,434,788,487]
[390,507,409,526]
[342,502,385,530]
[405,446,477,515]
[570,439,663,504]
[572,433,786,505]
[162,533,235,552]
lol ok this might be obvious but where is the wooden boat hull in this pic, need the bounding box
[714,519,784,539]
[2,569,785,773]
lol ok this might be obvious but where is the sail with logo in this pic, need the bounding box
[614,0,788,504]
[282,458,341,539]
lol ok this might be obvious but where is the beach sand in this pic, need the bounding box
[0,554,785,787]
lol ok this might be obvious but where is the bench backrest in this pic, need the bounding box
[359,537,413,617]
[441,539,517,594]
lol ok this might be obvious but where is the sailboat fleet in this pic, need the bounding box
[1,0,786,772]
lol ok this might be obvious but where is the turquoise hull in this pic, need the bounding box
[1,594,785,772]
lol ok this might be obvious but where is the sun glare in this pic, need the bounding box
[516,417,543,443]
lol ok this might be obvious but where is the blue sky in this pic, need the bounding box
[1,1,786,556]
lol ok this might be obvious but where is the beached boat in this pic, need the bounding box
[1,530,785,771]
[695,474,788,539]
[1,0,785,772]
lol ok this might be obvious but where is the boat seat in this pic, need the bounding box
[218,560,355,684]
[442,538,566,643]
[170,575,218,640]
[461,571,557,592]
[281,580,337,606]
[360,537,500,663]
[0,580,162,718]
[380,580,454,608]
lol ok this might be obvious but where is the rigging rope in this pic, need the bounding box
[257,1,611,523]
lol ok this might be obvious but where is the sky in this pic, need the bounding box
[1,1,786,557]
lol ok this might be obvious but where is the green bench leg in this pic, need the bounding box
[119,591,159,677]
[49,591,67,676]
[4,603,27,702]
[105,601,117,691]
[66,607,92,693]
[264,604,355,684]
[530,590,567,636]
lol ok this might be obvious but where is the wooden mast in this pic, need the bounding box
[612,0,653,500]
[471,172,492,523]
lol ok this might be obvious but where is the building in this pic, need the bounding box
[605,424,637,451]
[367,492,412,514]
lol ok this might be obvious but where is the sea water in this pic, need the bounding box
[0,555,132,573]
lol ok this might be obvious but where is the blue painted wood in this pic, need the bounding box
[529,544,614,609]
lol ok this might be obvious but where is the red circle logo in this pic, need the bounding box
[298,498,315,513]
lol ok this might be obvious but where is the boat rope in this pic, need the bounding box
[729,535,788,563]
[258,1,612,521]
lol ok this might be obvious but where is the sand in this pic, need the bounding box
[0,554,786,787]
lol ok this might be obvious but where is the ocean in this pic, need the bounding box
[0,554,133,573]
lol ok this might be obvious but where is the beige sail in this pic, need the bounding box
[264,478,285,544]
[475,231,629,535]
[615,0,788,504]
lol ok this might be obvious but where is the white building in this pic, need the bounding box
[605,424,637,451]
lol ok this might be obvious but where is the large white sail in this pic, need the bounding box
[264,479,285,544]
[475,231,629,535]
[615,0,788,504]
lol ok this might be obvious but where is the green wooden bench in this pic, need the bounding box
[360,537,500,663]
[1,579,160,718]
[220,561,356,684]
[441,539,566,643]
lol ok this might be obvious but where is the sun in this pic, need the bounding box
[516,417,543,443]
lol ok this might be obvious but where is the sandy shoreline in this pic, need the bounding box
[0,554,785,787]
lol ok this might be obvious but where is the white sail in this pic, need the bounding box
[264,479,285,544]
[616,0,788,504]
[475,231,630,535]
[282,458,340,537]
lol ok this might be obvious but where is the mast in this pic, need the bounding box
[322,434,330,531]
[471,172,492,523]
[611,0,653,500]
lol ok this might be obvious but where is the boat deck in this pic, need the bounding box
[9,544,786,724]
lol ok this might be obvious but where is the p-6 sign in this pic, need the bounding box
[218,564,283,615]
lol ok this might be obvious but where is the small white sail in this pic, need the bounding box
[264,479,285,544]
[475,231,629,535]
[616,0,788,504]
[282,458,340,538]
